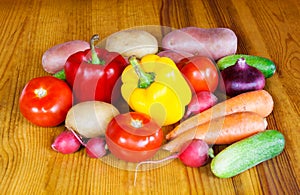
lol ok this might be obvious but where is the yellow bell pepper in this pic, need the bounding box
[121,54,192,126]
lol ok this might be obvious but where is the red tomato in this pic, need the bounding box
[180,56,219,92]
[105,112,163,162]
[19,76,72,127]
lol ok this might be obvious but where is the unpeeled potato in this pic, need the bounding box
[65,101,119,138]
[42,40,90,74]
[162,27,237,60]
[105,30,158,58]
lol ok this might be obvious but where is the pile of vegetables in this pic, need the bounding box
[19,26,285,179]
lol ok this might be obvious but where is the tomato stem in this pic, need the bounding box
[34,88,47,98]
[131,119,143,128]
[129,55,155,88]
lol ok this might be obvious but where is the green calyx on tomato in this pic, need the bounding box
[19,76,73,127]
[105,112,164,163]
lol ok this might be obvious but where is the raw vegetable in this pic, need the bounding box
[217,54,276,78]
[85,137,107,158]
[105,112,163,162]
[121,55,192,126]
[51,130,82,154]
[163,111,267,153]
[19,76,72,127]
[166,90,273,140]
[53,70,66,80]
[64,34,127,103]
[211,130,285,178]
[177,139,211,167]
[134,139,211,185]
[180,56,219,92]
[105,29,158,58]
[184,91,218,119]
[221,58,265,97]
[65,101,119,138]
[42,40,90,74]
[162,27,237,60]
[157,50,192,63]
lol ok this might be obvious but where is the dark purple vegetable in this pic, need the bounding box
[184,91,218,119]
[221,57,265,97]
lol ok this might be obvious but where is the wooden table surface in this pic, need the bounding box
[0,0,299,194]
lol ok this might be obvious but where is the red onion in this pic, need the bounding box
[221,57,265,96]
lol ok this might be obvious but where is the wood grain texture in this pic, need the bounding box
[0,0,299,194]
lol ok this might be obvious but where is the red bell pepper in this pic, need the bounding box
[64,35,127,103]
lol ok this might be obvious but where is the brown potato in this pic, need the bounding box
[65,101,120,138]
[162,27,237,60]
[105,30,158,58]
[42,40,89,74]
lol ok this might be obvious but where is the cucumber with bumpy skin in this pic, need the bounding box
[217,54,276,78]
[211,130,285,178]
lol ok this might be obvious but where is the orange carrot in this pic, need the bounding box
[163,111,267,153]
[166,90,273,140]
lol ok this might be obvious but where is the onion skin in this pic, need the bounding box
[221,58,265,97]
[65,101,120,138]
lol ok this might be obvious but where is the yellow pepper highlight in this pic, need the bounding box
[121,54,192,126]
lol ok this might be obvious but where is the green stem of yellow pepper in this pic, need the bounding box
[129,56,156,88]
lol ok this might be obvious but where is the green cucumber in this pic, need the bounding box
[211,130,285,178]
[217,54,276,78]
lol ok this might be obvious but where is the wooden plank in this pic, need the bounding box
[0,0,299,194]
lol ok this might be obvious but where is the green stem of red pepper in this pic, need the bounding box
[129,56,155,88]
[53,34,103,80]
[90,34,101,64]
